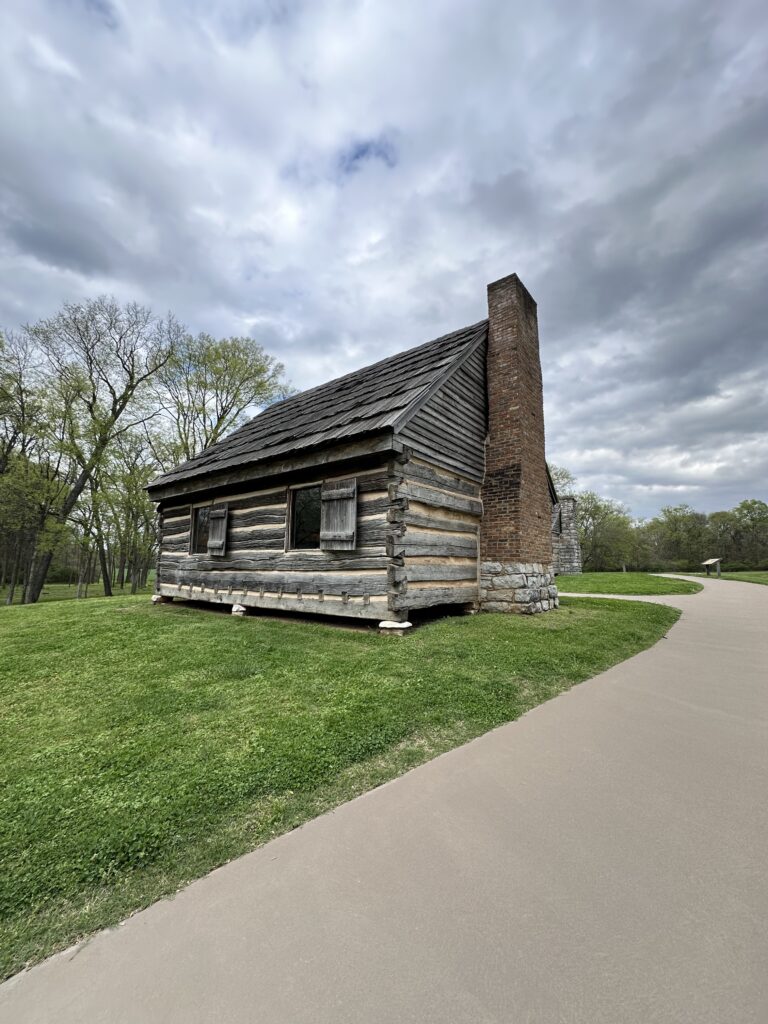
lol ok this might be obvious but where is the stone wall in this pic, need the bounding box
[479,274,556,613]
[552,496,582,575]
[480,562,558,613]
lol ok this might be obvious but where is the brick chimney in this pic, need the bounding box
[479,273,557,613]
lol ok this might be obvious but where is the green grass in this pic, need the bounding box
[0,594,679,978]
[1,582,152,605]
[557,572,702,595]
[689,571,768,586]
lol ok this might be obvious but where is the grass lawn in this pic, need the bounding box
[557,572,702,595]
[1,582,152,605]
[689,571,768,586]
[0,594,679,979]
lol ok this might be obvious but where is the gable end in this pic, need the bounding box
[395,332,487,481]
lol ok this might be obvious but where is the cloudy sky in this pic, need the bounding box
[1,0,766,517]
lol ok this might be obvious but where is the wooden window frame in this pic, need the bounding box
[189,505,209,555]
[286,483,323,551]
[286,479,358,551]
[189,503,229,557]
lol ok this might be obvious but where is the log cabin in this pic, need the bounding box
[147,272,569,623]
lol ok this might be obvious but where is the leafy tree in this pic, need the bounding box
[576,491,634,570]
[21,297,180,602]
[549,464,577,497]
[732,499,768,567]
[149,333,290,470]
[706,510,739,563]
[647,505,709,570]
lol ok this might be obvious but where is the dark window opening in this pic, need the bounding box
[193,506,211,553]
[290,486,322,549]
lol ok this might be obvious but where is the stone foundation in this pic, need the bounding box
[479,562,559,614]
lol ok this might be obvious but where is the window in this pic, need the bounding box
[191,504,229,556]
[288,479,358,551]
[290,486,322,549]
[192,506,211,553]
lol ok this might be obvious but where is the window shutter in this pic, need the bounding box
[320,478,357,550]
[207,506,229,557]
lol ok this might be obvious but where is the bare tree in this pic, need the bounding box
[22,297,181,602]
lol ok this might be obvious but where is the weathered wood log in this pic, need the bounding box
[161,519,191,537]
[392,585,478,610]
[406,563,478,582]
[400,482,483,516]
[403,532,478,556]
[223,491,287,513]
[228,508,287,528]
[158,568,389,597]
[404,460,479,497]
[161,538,197,554]
[157,584,388,620]
[227,527,288,549]
[404,511,479,535]
[357,473,391,494]
[159,551,390,572]
[358,496,392,516]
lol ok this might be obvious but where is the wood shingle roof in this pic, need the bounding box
[148,318,489,492]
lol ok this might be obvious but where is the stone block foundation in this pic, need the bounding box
[479,562,559,614]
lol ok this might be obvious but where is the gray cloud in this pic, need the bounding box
[0,0,766,517]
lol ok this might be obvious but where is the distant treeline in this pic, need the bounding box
[1,297,291,604]
[549,468,768,573]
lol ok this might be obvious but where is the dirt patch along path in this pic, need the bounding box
[2,576,767,1024]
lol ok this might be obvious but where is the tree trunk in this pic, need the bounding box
[76,553,85,599]
[86,551,93,596]
[5,542,22,606]
[130,549,139,594]
[116,548,126,589]
[23,463,96,603]
[23,532,48,604]
[91,492,113,597]
[96,533,112,596]
[24,545,53,603]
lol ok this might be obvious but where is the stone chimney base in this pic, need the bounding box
[479,562,559,614]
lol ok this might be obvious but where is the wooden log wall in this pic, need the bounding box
[386,455,481,614]
[156,453,483,621]
[157,464,396,620]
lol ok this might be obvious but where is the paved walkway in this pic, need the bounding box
[2,577,767,1023]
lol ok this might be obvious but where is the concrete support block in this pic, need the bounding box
[152,594,173,604]
[231,604,248,617]
[378,620,413,636]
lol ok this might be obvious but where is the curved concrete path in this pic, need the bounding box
[2,576,767,1023]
